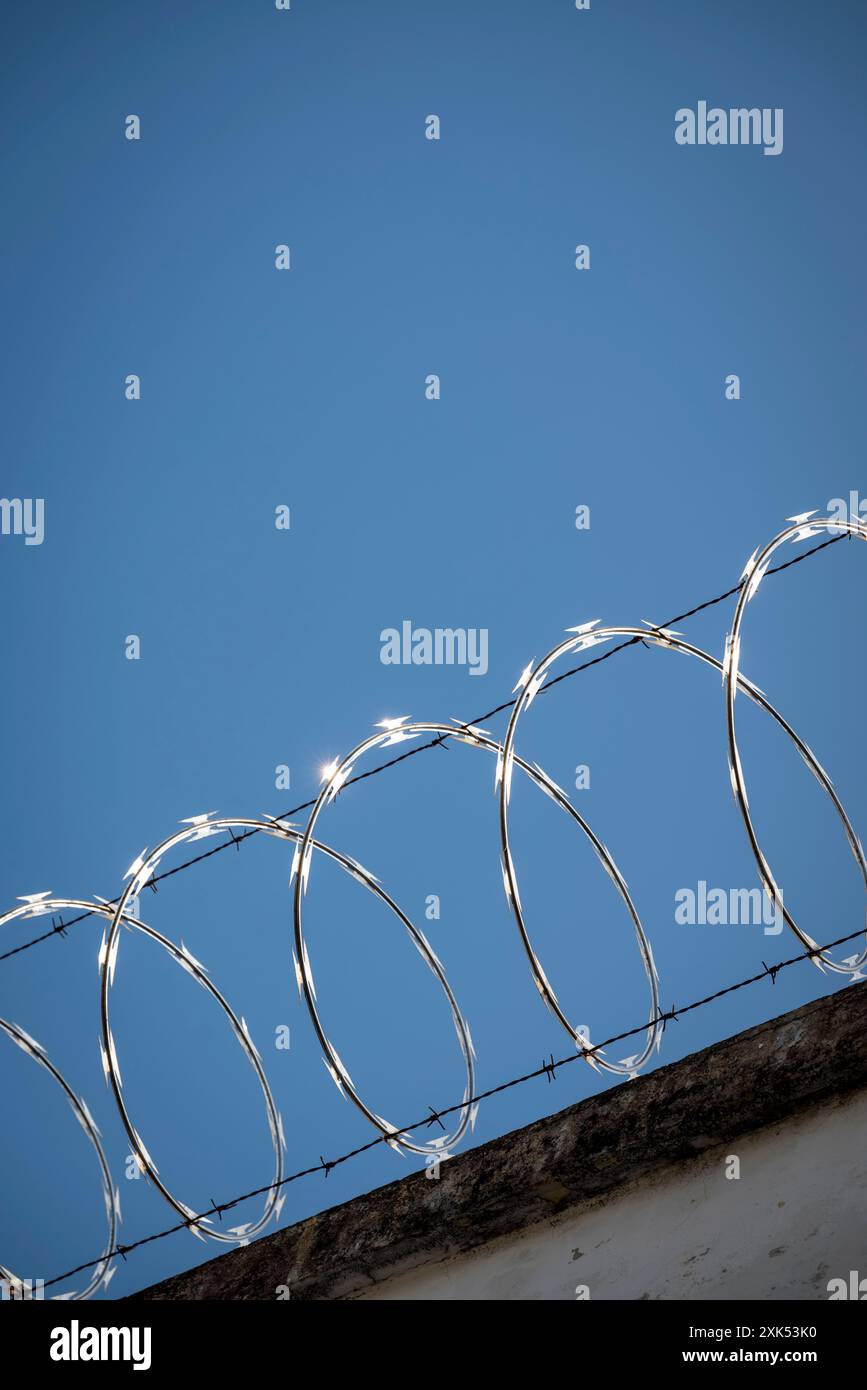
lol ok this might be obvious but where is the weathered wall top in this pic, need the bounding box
[132,982,867,1300]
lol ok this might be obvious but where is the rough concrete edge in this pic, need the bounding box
[349,1076,866,1300]
[130,981,867,1301]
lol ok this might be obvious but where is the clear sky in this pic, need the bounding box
[0,0,864,1298]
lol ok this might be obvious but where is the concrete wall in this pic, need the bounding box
[356,1087,867,1300]
[134,981,867,1301]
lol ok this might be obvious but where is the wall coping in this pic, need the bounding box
[133,981,867,1300]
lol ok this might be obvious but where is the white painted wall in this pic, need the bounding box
[354,1089,867,1300]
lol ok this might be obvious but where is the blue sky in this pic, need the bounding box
[0,0,864,1298]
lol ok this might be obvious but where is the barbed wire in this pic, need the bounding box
[35,921,865,1295]
[0,528,851,968]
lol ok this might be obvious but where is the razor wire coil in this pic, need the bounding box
[1,513,864,1297]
